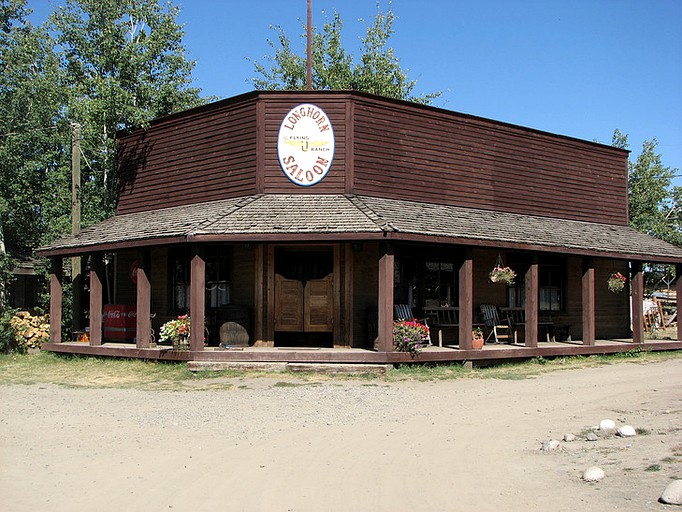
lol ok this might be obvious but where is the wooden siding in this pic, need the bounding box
[261,95,348,194]
[116,97,259,214]
[114,90,629,227]
[350,96,629,225]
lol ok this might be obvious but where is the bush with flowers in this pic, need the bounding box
[607,272,627,293]
[393,319,429,356]
[489,265,516,285]
[159,314,191,349]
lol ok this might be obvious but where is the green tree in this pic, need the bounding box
[627,137,679,245]
[250,2,440,104]
[48,0,204,226]
[0,0,68,305]
[615,129,681,293]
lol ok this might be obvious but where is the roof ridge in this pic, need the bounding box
[189,195,263,233]
[345,194,397,232]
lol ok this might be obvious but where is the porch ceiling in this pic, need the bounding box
[37,194,682,262]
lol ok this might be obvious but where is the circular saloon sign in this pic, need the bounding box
[277,103,335,186]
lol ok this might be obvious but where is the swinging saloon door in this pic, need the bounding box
[274,248,334,334]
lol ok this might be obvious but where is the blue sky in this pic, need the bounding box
[30,0,682,182]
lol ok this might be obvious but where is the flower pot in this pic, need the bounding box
[472,331,484,349]
[172,335,190,351]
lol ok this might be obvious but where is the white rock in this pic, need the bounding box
[599,419,616,431]
[582,466,605,482]
[563,433,577,442]
[586,432,598,441]
[660,480,682,505]
[541,439,561,452]
[616,425,637,437]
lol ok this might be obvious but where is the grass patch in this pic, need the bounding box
[0,352,238,390]
[636,427,652,436]
[1,349,681,389]
[645,464,662,472]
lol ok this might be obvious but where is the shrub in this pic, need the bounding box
[4,311,50,353]
[393,319,429,356]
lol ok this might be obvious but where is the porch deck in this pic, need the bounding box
[41,338,682,366]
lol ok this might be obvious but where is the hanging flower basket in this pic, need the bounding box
[489,266,516,285]
[607,272,626,293]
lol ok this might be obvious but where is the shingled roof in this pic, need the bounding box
[37,194,682,262]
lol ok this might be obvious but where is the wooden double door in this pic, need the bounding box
[274,248,334,335]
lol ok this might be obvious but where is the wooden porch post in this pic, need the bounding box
[524,257,539,347]
[581,258,596,345]
[135,250,152,348]
[89,254,103,346]
[49,257,63,343]
[631,261,644,343]
[189,248,206,351]
[458,249,473,349]
[254,244,264,344]
[377,243,394,353]
[677,264,682,341]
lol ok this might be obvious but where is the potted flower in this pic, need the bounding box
[472,327,484,349]
[159,314,191,350]
[489,265,516,285]
[393,319,429,356]
[607,272,626,293]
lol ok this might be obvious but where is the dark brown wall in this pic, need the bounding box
[115,91,629,226]
[116,95,259,215]
[351,96,629,225]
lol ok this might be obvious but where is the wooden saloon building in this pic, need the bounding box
[38,90,682,365]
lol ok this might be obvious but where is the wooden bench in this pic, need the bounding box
[424,306,459,347]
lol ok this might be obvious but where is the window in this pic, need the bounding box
[394,255,457,308]
[170,246,232,312]
[423,261,455,306]
[507,264,563,312]
[171,248,190,311]
[205,247,232,309]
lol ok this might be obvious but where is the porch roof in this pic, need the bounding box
[37,194,682,262]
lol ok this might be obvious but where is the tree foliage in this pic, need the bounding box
[615,129,681,292]
[49,0,204,223]
[620,132,681,246]
[0,0,204,309]
[250,2,440,104]
[0,0,67,255]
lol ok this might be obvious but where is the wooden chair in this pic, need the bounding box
[480,305,512,344]
[423,306,459,347]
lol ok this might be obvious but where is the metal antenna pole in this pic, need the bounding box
[306,0,312,90]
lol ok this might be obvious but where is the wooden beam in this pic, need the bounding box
[581,258,596,345]
[524,257,539,347]
[254,244,264,344]
[135,250,152,348]
[344,99,355,194]
[190,249,206,352]
[89,254,103,346]
[344,243,354,347]
[631,262,644,343]
[333,244,342,347]
[265,244,275,346]
[377,244,394,353]
[458,249,473,349]
[49,258,63,343]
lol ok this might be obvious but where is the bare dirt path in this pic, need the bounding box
[1,359,681,512]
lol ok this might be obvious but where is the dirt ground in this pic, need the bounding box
[1,358,681,512]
